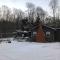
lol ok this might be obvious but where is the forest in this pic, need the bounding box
[0,0,60,37]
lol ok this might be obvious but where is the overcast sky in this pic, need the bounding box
[0,0,60,16]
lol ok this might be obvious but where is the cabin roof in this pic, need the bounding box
[16,30,31,33]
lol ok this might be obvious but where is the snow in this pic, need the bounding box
[0,38,14,41]
[0,40,60,60]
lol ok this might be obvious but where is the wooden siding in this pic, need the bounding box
[35,24,46,42]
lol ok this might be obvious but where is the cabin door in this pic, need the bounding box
[54,31,60,42]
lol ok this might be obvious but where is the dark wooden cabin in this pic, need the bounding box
[42,26,55,42]
[15,25,60,42]
[31,24,60,42]
[54,28,60,42]
[43,26,60,42]
[15,18,60,42]
[32,24,46,43]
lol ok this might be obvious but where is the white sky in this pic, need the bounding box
[0,0,60,16]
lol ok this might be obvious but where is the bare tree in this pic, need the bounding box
[49,0,59,27]
[12,8,24,21]
[12,8,24,29]
[26,2,35,22]
[56,6,60,19]
[36,6,46,23]
[26,2,35,9]
[49,0,58,20]
[0,5,11,21]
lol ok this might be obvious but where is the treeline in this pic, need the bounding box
[0,0,60,34]
[0,3,46,34]
[0,20,16,33]
[46,17,60,28]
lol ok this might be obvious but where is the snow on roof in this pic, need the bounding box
[16,30,31,33]
[43,25,60,30]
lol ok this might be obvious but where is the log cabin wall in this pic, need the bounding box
[35,24,46,43]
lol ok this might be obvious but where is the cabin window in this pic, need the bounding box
[46,31,50,38]
[22,34,24,37]
[33,32,37,35]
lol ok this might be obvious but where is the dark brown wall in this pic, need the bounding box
[35,24,46,43]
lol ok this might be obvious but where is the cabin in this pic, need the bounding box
[14,19,46,42]
[42,26,55,42]
[32,24,46,42]
[43,26,60,42]
[15,24,60,42]
[54,28,60,42]
[14,18,60,42]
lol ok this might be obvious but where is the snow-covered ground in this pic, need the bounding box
[0,40,60,60]
[0,38,14,41]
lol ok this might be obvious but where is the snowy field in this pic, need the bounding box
[0,39,60,60]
